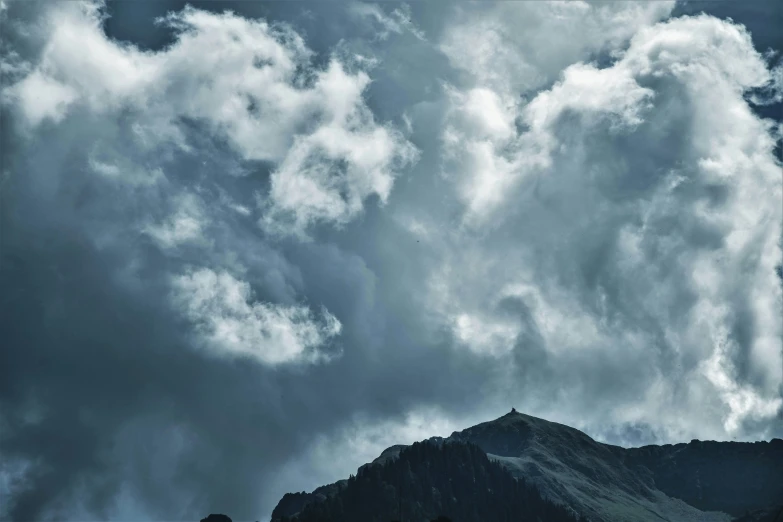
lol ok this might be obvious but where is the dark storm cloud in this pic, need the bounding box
[0,151,497,519]
[1,0,781,521]
[0,2,496,519]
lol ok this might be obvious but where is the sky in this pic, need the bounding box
[0,0,781,520]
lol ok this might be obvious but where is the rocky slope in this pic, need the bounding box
[617,438,783,516]
[271,410,783,522]
[272,439,582,522]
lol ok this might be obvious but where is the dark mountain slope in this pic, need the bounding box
[448,411,730,522]
[617,438,783,516]
[271,411,783,522]
[731,505,783,522]
[272,439,582,522]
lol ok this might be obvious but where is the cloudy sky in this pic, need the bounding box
[1,0,781,520]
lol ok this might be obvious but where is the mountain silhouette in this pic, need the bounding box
[272,438,582,522]
[270,410,783,522]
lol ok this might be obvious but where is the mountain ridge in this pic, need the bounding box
[271,410,783,522]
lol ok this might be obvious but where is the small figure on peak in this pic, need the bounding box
[511,407,517,414]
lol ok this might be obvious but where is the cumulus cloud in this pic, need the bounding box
[171,268,342,365]
[437,1,675,225]
[440,1,675,95]
[3,0,416,236]
[144,193,209,250]
[431,12,783,438]
[1,0,782,520]
[259,59,418,235]
[0,3,425,518]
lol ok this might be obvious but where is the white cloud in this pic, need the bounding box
[171,268,342,366]
[144,193,209,250]
[270,406,463,510]
[443,61,656,225]
[260,60,419,236]
[3,1,783,519]
[440,1,674,95]
[451,313,520,358]
[349,2,425,41]
[438,1,675,224]
[700,320,783,433]
[3,1,416,236]
[428,13,783,439]
[10,70,78,125]
[1,0,410,372]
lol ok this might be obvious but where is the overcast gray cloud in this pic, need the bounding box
[1,0,781,520]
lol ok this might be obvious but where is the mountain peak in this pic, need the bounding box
[271,411,783,522]
[447,409,593,455]
[443,411,736,522]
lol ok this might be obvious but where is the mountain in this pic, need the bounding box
[200,516,233,522]
[616,438,783,516]
[272,439,583,522]
[731,506,783,522]
[271,410,783,522]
